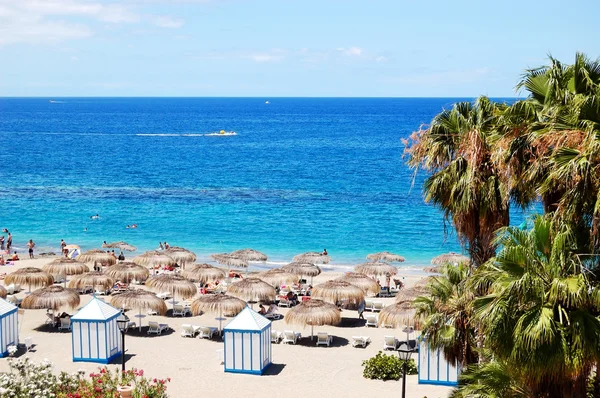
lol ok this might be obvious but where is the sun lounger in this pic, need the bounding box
[265,312,283,320]
[59,317,71,331]
[372,301,384,312]
[24,337,34,352]
[351,336,371,348]
[147,321,169,335]
[365,314,378,327]
[6,295,21,306]
[94,287,108,296]
[6,284,14,295]
[383,335,398,350]
[173,304,191,317]
[13,284,21,293]
[278,296,292,307]
[181,324,201,337]
[364,299,374,312]
[157,292,171,300]
[45,313,58,327]
[198,326,217,339]
[316,332,333,347]
[271,330,281,343]
[281,330,301,344]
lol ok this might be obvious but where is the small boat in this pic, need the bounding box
[265,100,270,104]
[205,130,237,136]
[49,100,56,103]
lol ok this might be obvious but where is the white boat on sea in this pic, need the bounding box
[205,130,237,136]
[265,100,269,104]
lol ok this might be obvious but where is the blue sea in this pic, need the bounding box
[0,97,531,271]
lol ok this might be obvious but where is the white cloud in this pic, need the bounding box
[151,15,184,28]
[247,53,284,63]
[337,46,363,57]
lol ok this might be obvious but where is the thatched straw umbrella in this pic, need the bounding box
[0,285,6,299]
[191,294,247,334]
[366,251,405,263]
[164,247,197,269]
[145,274,197,313]
[230,248,267,262]
[394,277,432,303]
[335,272,380,295]
[211,253,249,268]
[5,267,54,293]
[281,262,322,284]
[423,266,441,273]
[312,280,364,306]
[21,286,80,316]
[104,262,150,284]
[42,258,89,287]
[227,278,276,305]
[102,241,137,252]
[68,271,114,291]
[111,289,167,332]
[378,302,423,330]
[285,299,341,340]
[77,249,117,267]
[431,252,470,266]
[292,252,330,264]
[354,262,398,277]
[256,268,299,287]
[132,251,176,268]
[182,263,226,284]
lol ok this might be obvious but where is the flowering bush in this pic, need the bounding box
[0,358,170,398]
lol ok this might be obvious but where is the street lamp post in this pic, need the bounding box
[116,313,130,373]
[398,343,415,398]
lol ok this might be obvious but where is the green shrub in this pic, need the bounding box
[362,351,417,380]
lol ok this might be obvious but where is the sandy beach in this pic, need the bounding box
[0,257,452,398]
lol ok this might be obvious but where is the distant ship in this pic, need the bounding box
[205,130,237,136]
[265,100,270,104]
[49,100,57,103]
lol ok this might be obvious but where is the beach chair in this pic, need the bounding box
[372,302,384,312]
[147,309,158,315]
[365,314,378,327]
[198,326,217,339]
[278,296,292,308]
[59,318,71,331]
[147,321,169,335]
[364,299,374,312]
[45,313,58,327]
[281,330,301,344]
[316,332,333,347]
[351,336,371,348]
[6,295,21,306]
[383,335,398,350]
[24,337,34,352]
[95,287,108,296]
[173,304,191,317]
[157,292,171,300]
[6,284,14,295]
[181,324,200,338]
[271,330,281,343]
[265,312,283,320]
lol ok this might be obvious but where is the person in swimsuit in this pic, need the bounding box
[6,233,12,251]
[322,248,328,256]
[27,239,35,259]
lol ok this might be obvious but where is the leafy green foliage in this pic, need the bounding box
[361,351,416,380]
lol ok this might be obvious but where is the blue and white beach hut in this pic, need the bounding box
[223,307,271,375]
[418,336,460,386]
[0,298,18,357]
[71,297,121,363]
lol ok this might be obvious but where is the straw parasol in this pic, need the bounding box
[68,271,114,291]
[312,280,364,305]
[292,252,330,264]
[77,249,117,267]
[132,251,176,267]
[431,252,470,266]
[191,294,247,334]
[378,302,423,329]
[21,285,80,312]
[0,285,6,299]
[281,262,322,284]
[102,241,137,251]
[366,251,405,263]
[164,247,197,268]
[5,267,54,293]
[145,274,197,312]
[394,277,432,303]
[354,262,398,277]
[335,272,380,295]
[42,258,89,287]
[211,253,249,269]
[227,278,276,304]
[111,289,167,332]
[256,268,299,287]
[182,263,226,284]
[230,248,267,262]
[104,262,149,284]
[285,299,341,339]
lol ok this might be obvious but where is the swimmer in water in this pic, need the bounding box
[90,214,99,220]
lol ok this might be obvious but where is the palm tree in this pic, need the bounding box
[471,216,600,397]
[405,96,509,266]
[414,263,478,366]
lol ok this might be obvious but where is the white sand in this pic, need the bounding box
[0,257,451,397]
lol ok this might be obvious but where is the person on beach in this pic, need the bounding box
[60,239,66,251]
[11,252,19,261]
[385,273,391,290]
[159,242,164,250]
[164,242,170,249]
[6,233,12,251]
[322,248,328,256]
[118,252,125,261]
[258,304,267,315]
[0,256,4,266]
[27,239,35,259]
[0,236,4,250]
[358,299,365,320]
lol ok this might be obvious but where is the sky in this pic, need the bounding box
[0,0,598,97]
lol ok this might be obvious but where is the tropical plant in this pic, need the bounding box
[362,351,414,380]
[404,96,509,266]
[413,263,478,366]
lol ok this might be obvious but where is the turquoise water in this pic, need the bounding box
[0,97,530,270]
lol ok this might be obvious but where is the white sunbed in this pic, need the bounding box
[156,292,171,300]
[198,326,217,339]
[281,330,301,345]
[365,314,378,328]
[181,324,201,338]
[271,330,281,343]
[383,335,398,350]
[316,332,333,347]
[24,337,34,352]
[94,287,108,296]
[364,299,374,312]
[278,297,292,308]
[58,317,71,331]
[351,336,371,348]
[172,304,191,317]
[372,301,384,312]
[147,321,169,335]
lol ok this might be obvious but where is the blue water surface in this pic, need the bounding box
[0,97,532,268]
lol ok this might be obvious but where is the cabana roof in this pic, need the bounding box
[72,297,120,321]
[224,307,270,332]
[0,298,17,316]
